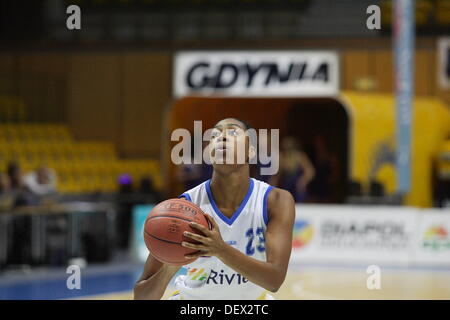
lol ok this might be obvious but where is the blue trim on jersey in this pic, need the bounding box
[179,193,192,202]
[263,186,274,226]
[205,178,254,226]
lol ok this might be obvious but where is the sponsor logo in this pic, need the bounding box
[422,226,450,251]
[184,61,330,90]
[187,268,208,281]
[185,268,209,288]
[292,220,313,248]
[174,51,339,97]
[319,220,410,250]
[206,269,249,285]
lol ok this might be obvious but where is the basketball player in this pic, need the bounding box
[134,118,295,300]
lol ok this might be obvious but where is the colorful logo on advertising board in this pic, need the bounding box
[292,220,314,248]
[422,226,450,251]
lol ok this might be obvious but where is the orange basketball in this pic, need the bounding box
[143,198,210,265]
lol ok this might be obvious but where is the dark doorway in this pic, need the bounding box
[284,98,349,203]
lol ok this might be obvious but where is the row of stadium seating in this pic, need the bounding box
[0,142,115,162]
[0,124,71,142]
[0,123,161,193]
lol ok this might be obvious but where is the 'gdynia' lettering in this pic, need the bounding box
[186,61,329,90]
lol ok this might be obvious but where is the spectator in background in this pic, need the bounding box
[139,175,162,203]
[116,173,134,249]
[0,172,11,194]
[6,161,36,207]
[118,173,133,193]
[7,161,25,192]
[0,172,13,210]
[115,174,164,249]
[271,136,315,202]
[23,165,57,196]
[308,135,338,203]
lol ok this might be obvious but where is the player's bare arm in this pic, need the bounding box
[182,187,295,292]
[133,254,181,300]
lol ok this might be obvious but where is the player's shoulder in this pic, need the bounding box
[266,187,295,222]
[267,187,295,206]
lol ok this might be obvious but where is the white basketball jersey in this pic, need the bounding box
[173,178,274,300]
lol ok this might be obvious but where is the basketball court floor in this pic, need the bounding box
[119,266,450,300]
[3,261,448,300]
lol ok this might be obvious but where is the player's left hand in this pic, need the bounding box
[181,214,226,259]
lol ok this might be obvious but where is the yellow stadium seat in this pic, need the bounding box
[436,0,450,26]
[0,122,160,194]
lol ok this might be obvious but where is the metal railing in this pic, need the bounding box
[0,201,117,270]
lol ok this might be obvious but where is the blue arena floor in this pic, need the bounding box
[0,263,142,300]
[0,249,190,300]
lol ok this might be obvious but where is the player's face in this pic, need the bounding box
[209,119,249,166]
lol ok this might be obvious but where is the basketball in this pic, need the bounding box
[143,198,210,265]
